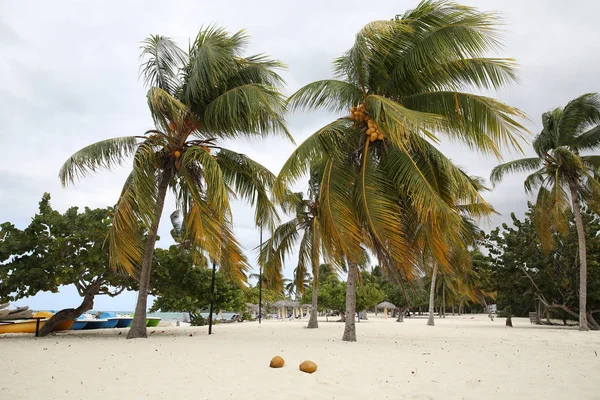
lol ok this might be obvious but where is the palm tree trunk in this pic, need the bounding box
[127,173,170,339]
[342,263,358,342]
[307,268,319,329]
[427,263,438,326]
[569,181,589,331]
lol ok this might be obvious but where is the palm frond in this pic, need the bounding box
[216,149,278,229]
[139,35,187,95]
[182,146,230,214]
[109,173,144,275]
[181,25,247,105]
[558,93,600,144]
[402,91,528,156]
[203,83,291,141]
[59,137,139,186]
[274,118,355,200]
[287,80,363,113]
[490,157,542,186]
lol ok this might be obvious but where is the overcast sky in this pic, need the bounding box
[1,0,599,311]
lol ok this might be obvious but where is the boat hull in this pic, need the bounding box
[71,321,88,330]
[54,320,74,331]
[146,318,161,327]
[81,319,116,330]
[115,318,133,328]
[0,320,46,334]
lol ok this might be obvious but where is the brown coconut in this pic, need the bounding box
[270,356,285,368]
[299,360,318,374]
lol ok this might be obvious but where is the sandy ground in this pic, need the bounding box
[1,314,598,400]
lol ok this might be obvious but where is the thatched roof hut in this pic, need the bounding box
[376,301,397,310]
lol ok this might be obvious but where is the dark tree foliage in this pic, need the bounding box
[484,203,600,328]
[0,193,136,335]
[149,246,245,325]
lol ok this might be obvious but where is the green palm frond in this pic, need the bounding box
[182,146,229,213]
[59,137,139,186]
[139,35,187,95]
[216,149,278,229]
[575,125,600,151]
[558,93,600,144]
[181,26,247,105]
[318,159,364,265]
[287,80,363,113]
[226,54,286,89]
[203,83,291,140]
[260,218,300,291]
[366,95,444,145]
[274,118,355,200]
[490,157,543,186]
[402,91,528,156]
[295,228,312,295]
[396,58,519,94]
[130,140,160,228]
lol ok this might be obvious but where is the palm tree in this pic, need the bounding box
[277,2,526,341]
[260,169,324,328]
[59,27,290,338]
[491,93,600,331]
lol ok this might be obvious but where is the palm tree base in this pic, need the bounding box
[427,315,435,326]
[127,322,148,339]
[307,312,319,329]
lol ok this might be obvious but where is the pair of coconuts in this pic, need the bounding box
[270,356,317,374]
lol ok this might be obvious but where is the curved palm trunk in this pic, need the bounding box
[342,263,358,342]
[427,263,438,326]
[307,269,319,329]
[127,173,170,339]
[569,181,589,331]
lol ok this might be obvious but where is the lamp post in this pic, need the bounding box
[258,227,263,324]
[208,260,216,335]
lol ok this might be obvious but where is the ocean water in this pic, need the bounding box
[89,311,237,322]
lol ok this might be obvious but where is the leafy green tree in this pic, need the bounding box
[0,194,136,336]
[485,203,600,329]
[59,27,290,338]
[276,1,525,341]
[149,246,245,325]
[491,93,600,330]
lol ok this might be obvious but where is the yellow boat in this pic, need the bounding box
[34,311,74,332]
[0,311,74,335]
[0,319,47,334]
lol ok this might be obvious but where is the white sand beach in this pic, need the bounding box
[1,314,598,400]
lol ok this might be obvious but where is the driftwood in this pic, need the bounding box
[522,267,599,330]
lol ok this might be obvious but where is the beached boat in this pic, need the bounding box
[71,320,88,330]
[146,317,161,327]
[0,319,46,334]
[32,312,74,332]
[82,319,119,329]
[99,312,133,328]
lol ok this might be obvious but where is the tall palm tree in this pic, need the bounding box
[276,1,526,341]
[491,93,600,331]
[59,27,290,338]
[260,169,324,328]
